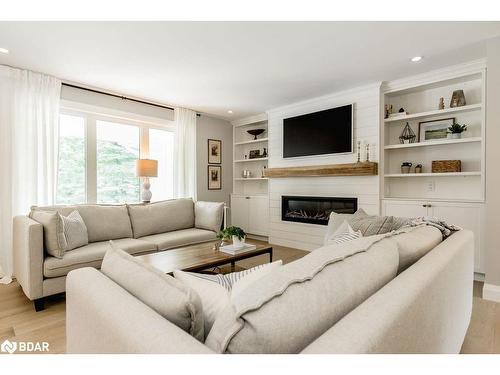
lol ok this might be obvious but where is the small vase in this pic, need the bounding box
[451,133,462,139]
[232,235,245,249]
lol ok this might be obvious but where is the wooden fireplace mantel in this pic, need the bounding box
[263,161,378,178]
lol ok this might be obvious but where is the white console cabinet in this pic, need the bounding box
[382,199,485,273]
[230,194,269,237]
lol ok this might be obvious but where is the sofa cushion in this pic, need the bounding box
[31,204,133,243]
[101,243,205,341]
[195,201,224,233]
[44,238,157,278]
[205,235,399,353]
[127,199,195,238]
[393,225,443,271]
[139,228,216,251]
[29,210,66,258]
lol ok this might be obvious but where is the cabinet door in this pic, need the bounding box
[382,200,428,218]
[430,202,484,273]
[230,195,249,232]
[247,196,269,236]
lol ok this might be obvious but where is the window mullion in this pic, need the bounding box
[86,116,97,204]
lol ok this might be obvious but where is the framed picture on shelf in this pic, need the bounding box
[208,165,222,190]
[208,139,222,164]
[418,117,455,142]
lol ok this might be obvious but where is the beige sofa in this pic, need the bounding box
[66,228,474,354]
[13,198,224,311]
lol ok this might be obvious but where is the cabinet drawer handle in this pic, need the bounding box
[422,204,427,207]
[246,197,250,199]
[427,204,432,208]
[422,204,432,208]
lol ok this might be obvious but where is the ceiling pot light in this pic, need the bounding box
[227,110,233,114]
[411,56,423,62]
[0,47,9,54]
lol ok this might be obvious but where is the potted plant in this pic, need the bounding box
[448,123,467,139]
[217,226,247,248]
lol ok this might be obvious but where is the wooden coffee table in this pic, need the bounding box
[136,240,273,274]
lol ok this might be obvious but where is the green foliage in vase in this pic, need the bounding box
[448,123,468,134]
[217,226,247,241]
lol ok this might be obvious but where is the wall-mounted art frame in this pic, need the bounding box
[418,117,455,142]
[208,139,222,164]
[208,165,222,190]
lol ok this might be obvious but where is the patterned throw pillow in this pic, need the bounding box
[174,261,283,337]
[327,231,362,245]
[59,210,89,251]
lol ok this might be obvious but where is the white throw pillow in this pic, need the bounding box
[324,220,362,246]
[324,209,367,245]
[59,210,89,251]
[174,260,283,337]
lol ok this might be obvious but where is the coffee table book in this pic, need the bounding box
[220,243,257,255]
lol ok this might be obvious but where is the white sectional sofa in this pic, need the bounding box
[13,198,224,311]
[66,226,474,354]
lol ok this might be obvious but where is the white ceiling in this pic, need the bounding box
[1,21,499,120]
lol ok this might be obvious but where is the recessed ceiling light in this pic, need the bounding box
[411,56,423,62]
[0,47,9,54]
[227,110,233,114]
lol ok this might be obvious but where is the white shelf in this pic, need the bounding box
[382,197,485,204]
[384,172,481,178]
[384,103,482,123]
[384,137,482,150]
[234,177,269,181]
[234,158,268,163]
[234,138,269,146]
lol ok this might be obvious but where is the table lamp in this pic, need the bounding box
[136,159,158,203]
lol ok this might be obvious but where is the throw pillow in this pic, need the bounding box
[29,209,66,258]
[101,242,205,341]
[59,210,89,251]
[195,201,225,233]
[324,220,362,246]
[174,261,283,337]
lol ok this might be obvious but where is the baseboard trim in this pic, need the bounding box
[482,283,500,302]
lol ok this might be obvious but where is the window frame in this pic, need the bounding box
[59,100,176,204]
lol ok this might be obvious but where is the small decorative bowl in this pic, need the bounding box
[247,128,265,140]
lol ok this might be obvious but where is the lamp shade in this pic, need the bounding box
[136,159,158,177]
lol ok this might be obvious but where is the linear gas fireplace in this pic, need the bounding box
[281,196,357,226]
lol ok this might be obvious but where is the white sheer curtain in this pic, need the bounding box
[175,107,197,200]
[0,65,61,283]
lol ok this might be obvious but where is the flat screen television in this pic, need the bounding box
[283,104,353,158]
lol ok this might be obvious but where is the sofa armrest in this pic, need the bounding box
[13,215,44,300]
[66,268,214,354]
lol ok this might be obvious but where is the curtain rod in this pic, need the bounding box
[62,82,175,111]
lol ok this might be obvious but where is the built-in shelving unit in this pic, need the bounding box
[381,62,486,274]
[231,113,269,197]
[381,68,485,202]
[231,113,270,237]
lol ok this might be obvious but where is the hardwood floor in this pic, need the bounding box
[0,241,498,354]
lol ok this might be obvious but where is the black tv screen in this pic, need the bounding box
[283,104,353,158]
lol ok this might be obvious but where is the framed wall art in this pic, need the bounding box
[208,165,222,190]
[418,117,455,142]
[208,139,222,164]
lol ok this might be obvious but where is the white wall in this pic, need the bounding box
[267,83,381,251]
[196,114,233,204]
[484,37,500,289]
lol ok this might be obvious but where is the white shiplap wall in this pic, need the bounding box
[266,83,382,251]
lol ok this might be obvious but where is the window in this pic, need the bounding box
[149,128,174,201]
[97,121,140,203]
[57,114,86,204]
[57,104,175,204]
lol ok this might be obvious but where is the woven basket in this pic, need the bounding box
[432,160,461,173]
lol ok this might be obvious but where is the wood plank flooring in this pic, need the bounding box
[0,241,498,354]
